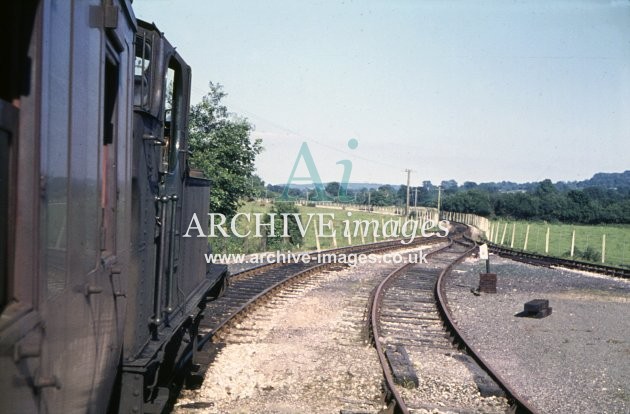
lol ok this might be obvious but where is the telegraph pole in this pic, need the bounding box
[404,169,411,216]
[437,186,442,220]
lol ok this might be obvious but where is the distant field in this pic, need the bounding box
[210,201,439,253]
[486,219,630,268]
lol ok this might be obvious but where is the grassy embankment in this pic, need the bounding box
[210,201,438,254]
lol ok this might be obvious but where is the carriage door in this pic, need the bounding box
[154,58,185,325]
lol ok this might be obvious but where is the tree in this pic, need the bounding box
[397,185,408,204]
[372,185,396,206]
[416,185,434,206]
[535,179,557,196]
[325,182,341,199]
[440,179,458,190]
[462,181,478,190]
[355,187,370,204]
[442,190,492,216]
[188,82,263,219]
[248,174,266,199]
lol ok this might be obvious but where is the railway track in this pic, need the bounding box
[457,229,628,279]
[183,234,446,389]
[369,230,538,413]
[481,239,630,279]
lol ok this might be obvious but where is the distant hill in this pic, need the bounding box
[475,171,630,192]
[467,171,630,192]
[271,170,630,192]
[286,182,396,190]
[575,170,630,190]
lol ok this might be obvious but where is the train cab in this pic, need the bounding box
[118,19,227,413]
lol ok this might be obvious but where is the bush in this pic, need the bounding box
[565,247,601,263]
[581,246,602,262]
[264,202,304,249]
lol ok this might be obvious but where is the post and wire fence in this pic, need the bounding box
[442,210,629,268]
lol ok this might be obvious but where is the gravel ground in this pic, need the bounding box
[445,254,630,414]
[175,255,401,413]
[402,350,506,414]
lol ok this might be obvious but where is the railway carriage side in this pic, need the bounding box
[0,0,137,412]
[0,2,227,413]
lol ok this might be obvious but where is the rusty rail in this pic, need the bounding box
[368,240,455,413]
[368,223,539,414]
[434,238,539,414]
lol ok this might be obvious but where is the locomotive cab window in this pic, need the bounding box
[161,59,183,174]
[134,34,151,108]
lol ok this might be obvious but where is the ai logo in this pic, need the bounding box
[280,139,359,201]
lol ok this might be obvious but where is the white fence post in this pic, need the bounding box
[545,227,550,254]
[524,224,530,251]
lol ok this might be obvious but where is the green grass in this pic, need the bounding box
[486,220,630,268]
[210,204,630,268]
[210,201,439,254]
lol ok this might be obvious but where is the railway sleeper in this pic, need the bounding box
[384,293,436,302]
[382,302,436,312]
[382,334,452,346]
[450,354,506,398]
[385,344,419,389]
[389,282,436,289]
[227,284,276,293]
[403,343,457,352]
[378,312,440,321]
[380,326,445,337]
[185,343,225,390]
[219,292,261,301]
[227,284,273,292]
[201,303,240,315]
[199,314,232,327]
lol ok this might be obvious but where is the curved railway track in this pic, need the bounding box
[181,234,446,389]
[456,230,628,279]
[370,227,539,413]
[482,240,630,279]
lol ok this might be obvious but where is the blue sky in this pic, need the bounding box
[134,0,630,186]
